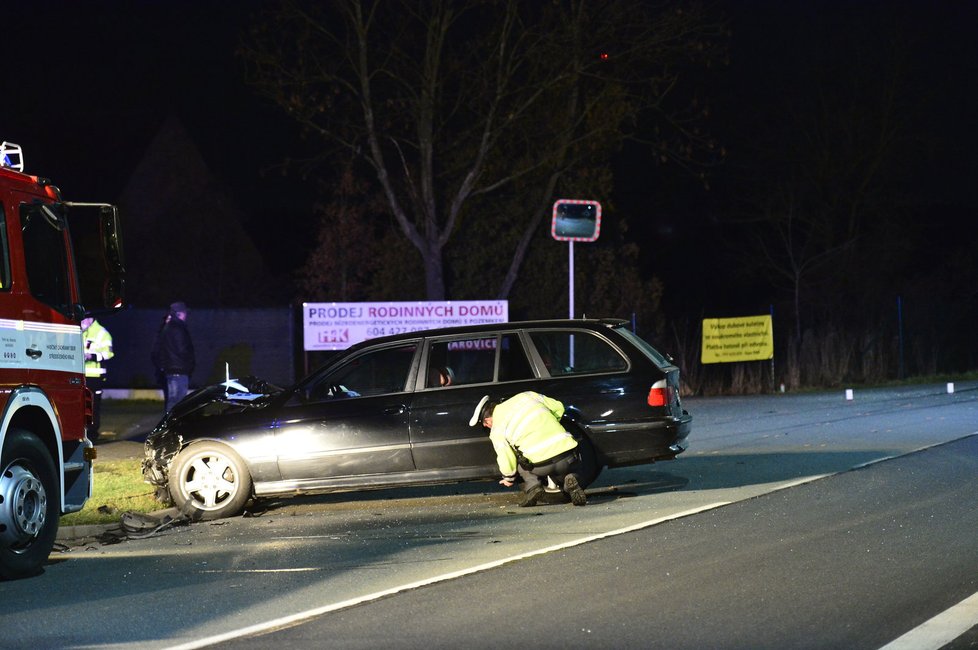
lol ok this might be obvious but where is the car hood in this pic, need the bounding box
[158,375,284,427]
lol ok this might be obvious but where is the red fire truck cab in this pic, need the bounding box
[0,142,125,579]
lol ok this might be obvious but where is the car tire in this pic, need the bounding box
[574,435,601,488]
[0,429,60,580]
[168,442,252,520]
[538,436,602,504]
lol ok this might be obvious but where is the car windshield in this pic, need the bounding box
[613,325,674,369]
[300,342,419,401]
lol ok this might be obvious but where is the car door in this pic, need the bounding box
[274,342,419,482]
[410,332,537,473]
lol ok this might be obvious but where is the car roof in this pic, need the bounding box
[344,317,630,352]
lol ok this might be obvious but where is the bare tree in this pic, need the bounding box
[729,5,917,338]
[739,186,855,344]
[296,162,387,302]
[242,0,723,300]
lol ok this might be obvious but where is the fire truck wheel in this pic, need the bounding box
[168,442,252,521]
[0,429,59,580]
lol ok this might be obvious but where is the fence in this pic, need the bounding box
[100,307,298,391]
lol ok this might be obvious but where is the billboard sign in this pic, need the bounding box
[303,300,509,351]
[701,314,774,364]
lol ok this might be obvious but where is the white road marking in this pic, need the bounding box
[164,502,730,650]
[196,568,321,574]
[159,431,978,649]
[879,591,978,650]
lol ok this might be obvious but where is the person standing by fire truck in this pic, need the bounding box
[82,317,113,441]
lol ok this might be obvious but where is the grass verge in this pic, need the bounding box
[60,458,164,527]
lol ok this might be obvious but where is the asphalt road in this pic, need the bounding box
[216,434,978,650]
[2,382,976,649]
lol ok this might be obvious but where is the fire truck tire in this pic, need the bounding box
[168,442,252,521]
[0,429,59,580]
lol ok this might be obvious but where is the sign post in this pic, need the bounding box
[551,199,601,319]
[569,240,574,319]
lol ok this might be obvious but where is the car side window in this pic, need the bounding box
[425,333,534,388]
[528,330,627,376]
[498,334,534,381]
[426,364,455,388]
[307,343,417,400]
[428,337,496,387]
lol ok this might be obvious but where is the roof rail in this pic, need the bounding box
[0,141,24,172]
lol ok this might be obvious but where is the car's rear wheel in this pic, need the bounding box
[575,435,601,488]
[540,436,602,503]
[0,429,59,580]
[168,442,252,520]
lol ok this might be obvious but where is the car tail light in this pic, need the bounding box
[647,380,675,407]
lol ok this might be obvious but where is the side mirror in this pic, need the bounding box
[99,206,124,275]
[99,206,125,309]
[64,201,126,314]
[551,199,601,242]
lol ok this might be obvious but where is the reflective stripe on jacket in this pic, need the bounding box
[489,391,577,479]
[83,319,114,378]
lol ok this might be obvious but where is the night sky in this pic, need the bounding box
[3,1,976,312]
[3,0,315,276]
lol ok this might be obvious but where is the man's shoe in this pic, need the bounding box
[519,485,545,507]
[564,474,587,506]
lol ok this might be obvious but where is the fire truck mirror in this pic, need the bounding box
[66,203,126,313]
[99,206,125,310]
[99,206,124,274]
[102,276,125,310]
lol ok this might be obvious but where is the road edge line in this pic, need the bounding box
[878,591,978,650]
[164,501,731,650]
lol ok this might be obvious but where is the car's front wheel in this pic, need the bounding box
[168,442,252,520]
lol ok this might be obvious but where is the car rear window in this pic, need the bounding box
[613,326,674,369]
[528,330,627,376]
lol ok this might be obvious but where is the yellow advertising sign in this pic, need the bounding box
[701,314,774,364]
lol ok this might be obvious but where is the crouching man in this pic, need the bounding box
[470,391,590,507]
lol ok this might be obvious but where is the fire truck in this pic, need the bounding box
[0,142,124,579]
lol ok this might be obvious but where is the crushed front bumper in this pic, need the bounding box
[141,428,182,495]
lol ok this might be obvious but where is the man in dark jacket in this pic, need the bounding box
[151,301,195,413]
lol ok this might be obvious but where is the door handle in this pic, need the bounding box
[26,348,42,359]
[384,405,407,415]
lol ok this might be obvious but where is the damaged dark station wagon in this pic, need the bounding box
[142,318,692,519]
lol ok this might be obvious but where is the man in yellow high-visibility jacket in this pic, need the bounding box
[82,317,114,442]
[470,391,589,507]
